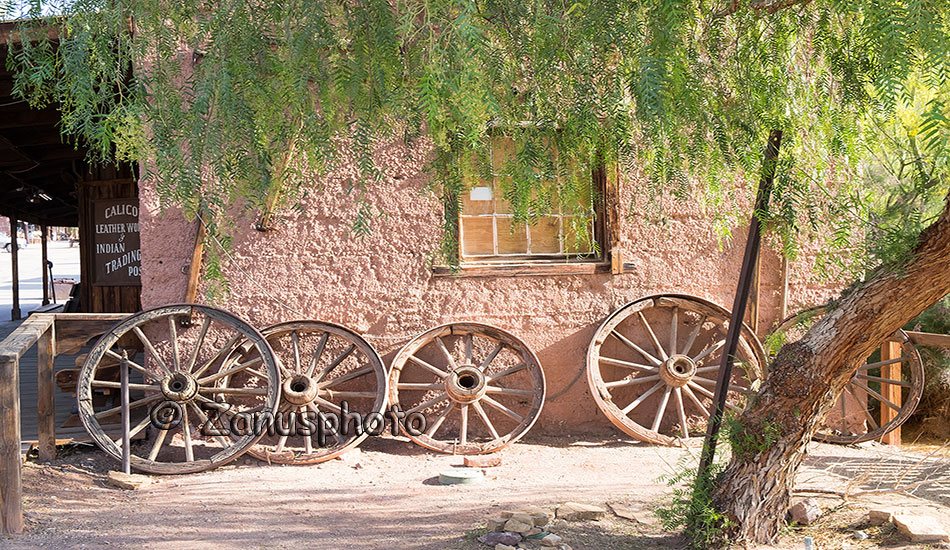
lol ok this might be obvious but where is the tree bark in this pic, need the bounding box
[712,191,950,544]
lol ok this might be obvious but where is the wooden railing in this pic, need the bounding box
[0,313,126,534]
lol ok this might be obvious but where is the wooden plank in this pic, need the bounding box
[880,341,902,446]
[0,314,54,362]
[432,262,610,278]
[0,357,23,534]
[905,331,950,348]
[36,326,55,461]
[53,314,127,356]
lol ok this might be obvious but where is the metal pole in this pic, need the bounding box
[695,130,783,484]
[41,225,49,306]
[120,350,131,475]
[10,217,20,321]
[47,261,56,305]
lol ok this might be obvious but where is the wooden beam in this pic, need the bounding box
[41,225,49,305]
[0,356,22,534]
[9,216,20,321]
[184,218,206,303]
[36,325,55,461]
[880,341,902,446]
[905,331,950,348]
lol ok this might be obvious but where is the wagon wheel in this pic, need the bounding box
[772,307,924,444]
[77,304,280,474]
[234,321,388,464]
[587,294,766,446]
[388,323,545,454]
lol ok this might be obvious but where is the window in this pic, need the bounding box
[457,137,607,265]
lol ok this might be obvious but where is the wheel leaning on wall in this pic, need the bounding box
[771,306,924,445]
[388,322,546,455]
[587,294,766,446]
[232,320,388,465]
[77,304,281,474]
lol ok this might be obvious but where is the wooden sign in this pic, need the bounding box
[92,199,141,286]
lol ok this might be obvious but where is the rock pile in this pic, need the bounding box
[477,505,576,550]
[868,508,950,543]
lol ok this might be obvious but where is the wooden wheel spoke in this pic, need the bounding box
[692,339,726,364]
[181,405,195,462]
[397,382,442,391]
[274,433,289,454]
[301,407,313,455]
[406,392,449,415]
[198,386,268,396]
[479,343,504,370]
[609,330,661,366]
[857,356,904,371]
[682,385,709,417]
[487,362,527,381]
[323,390,377,399]
[472,401,499,440]
[311,344,356,384]
[291,331,302,373]
[481,395,523,423]
[425,404,454,438]
[132,326,173,376]
[148,429,169,461]
[680,315,706,357]
[184,316,211,373]
[168,316,181,372]
[651,387,673,432]
[464,333,473,364]
[638,311,669,361]
[319,364,373,388]
[459,404,469,445]
[307,403,345,446]
[198,356,265,385]
[598,356,659,372]
[104,350,158,380]
[91,381,158,391]
[621,382,664,415]
[851,380,903,413]
[686,381,742,413]
[406,355,449,379]
[192,333,243,378]
[306,332,331,378]
[188,402,231,448]
[93,394,162,420]
[694,365,720,374]
[670,307,678,356]
[844,385,880,430]
[604,374,662,388]
[855,373,910,387]
[312,396,343,415]
[113,415,152,449]
[674,387,689,438]
[691,376,754,395]
[485,385,535,397]
[435,337,458,370]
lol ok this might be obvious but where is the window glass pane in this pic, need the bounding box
[461,217,494,256]
[563,216,594,254]
[497,218,528,254]
[530,216,561,253]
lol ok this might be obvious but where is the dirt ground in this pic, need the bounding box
[2,435,949,550]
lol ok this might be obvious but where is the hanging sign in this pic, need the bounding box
[92,198,141,286]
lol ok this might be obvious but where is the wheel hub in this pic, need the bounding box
[161,372,198,402]
[659,354,697,388]
[445,365,487,404]
[283,374,318,405]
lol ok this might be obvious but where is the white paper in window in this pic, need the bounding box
[469,186,493,201]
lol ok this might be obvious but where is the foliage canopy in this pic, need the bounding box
[4,0,950,270]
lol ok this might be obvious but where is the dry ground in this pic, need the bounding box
[1,435,949,550]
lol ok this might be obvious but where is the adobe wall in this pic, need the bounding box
[138,137,843,435]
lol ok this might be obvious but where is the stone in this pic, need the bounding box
[519,505,551,526]
[540,534,562,547]
[105,470,151,490]
[868,509,894,526]
[504,519,534,534]
[478,531,522,546]
[496,545,517,550]
[607,503,639,521]
[486,516,508,531]
[852,530,868,540]
[465,455,503,468]
[893,514,950,543]
[525,527,542,536]
[788,498,821,525]
[509,513,536,526]
[556,502,606,521]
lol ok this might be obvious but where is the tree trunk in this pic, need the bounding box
[712,192,950,544]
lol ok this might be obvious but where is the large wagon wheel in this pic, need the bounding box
[237,321,387,464]
[388,323,545,454]
[77,304,280,474]
[772,307,924,444]
[587,294,766,446]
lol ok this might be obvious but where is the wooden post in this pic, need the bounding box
[41,225,50,306]
[746,253,761,334]
[880,341,903,446]
[0,356,23,534]
[184,216,206,303]
[10,217,20,321]
[37,325,56,461]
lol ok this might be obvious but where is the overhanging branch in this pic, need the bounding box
[714,0,813,18]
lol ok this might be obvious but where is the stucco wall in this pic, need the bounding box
[139,137,842,434]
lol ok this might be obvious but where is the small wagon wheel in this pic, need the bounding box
[772,307,924,444]
[77,304,280,474]
[388,323,545,454]
[235,321,387,464]
[587,294,766,446]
